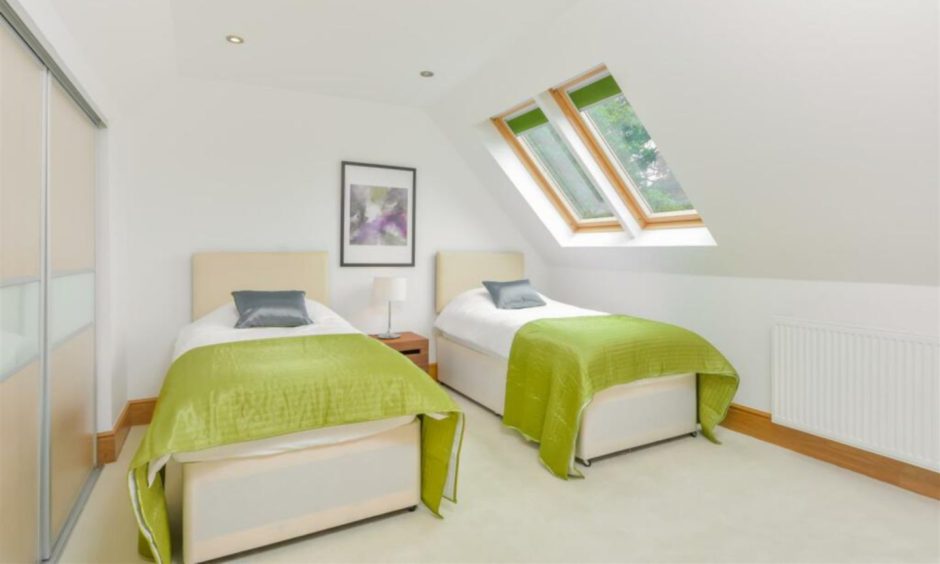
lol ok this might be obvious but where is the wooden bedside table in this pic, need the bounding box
[370,331,431,378]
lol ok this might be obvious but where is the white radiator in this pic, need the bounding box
[772,318,940,471]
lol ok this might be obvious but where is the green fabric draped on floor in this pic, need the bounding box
[128,334,463,564]
[503,315,738,478]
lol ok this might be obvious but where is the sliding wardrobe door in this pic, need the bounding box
[46,79,96,547]
[0,20,44,564]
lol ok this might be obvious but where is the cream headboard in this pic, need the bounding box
[435,251,524,312]
[191,252,330,320]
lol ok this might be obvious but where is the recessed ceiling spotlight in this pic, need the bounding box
[226,35,245,44]
[419,70,434,78]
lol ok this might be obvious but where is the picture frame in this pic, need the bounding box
[340,161,416,267]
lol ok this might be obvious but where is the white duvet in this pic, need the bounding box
[434,288,606,359]
[173,299,360,360]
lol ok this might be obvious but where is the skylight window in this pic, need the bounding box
[492,105,621,232]
[550,69,701,228]
[490,66,706,240]
[574,79,692,214]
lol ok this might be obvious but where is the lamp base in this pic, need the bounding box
[375,332,401,340]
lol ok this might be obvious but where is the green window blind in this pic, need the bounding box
[505,107,548,135]
[568,75,622,110]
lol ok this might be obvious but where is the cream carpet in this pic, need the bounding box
[61,392,940,563]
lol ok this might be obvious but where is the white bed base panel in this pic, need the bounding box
[167,420,420,564]
[436,334,697,461]
[436,333,508,414]
[577,373,697,460]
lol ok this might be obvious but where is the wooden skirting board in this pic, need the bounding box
[95,397,157,464]
[96,372,940,500]
[721,404,939,500]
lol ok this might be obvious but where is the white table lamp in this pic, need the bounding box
[373,276,407,339]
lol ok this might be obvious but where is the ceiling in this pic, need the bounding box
[51,0,575,107]
[44,0,939,285]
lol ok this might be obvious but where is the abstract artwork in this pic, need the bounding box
[348,185,408,246]
[340,162,416,266]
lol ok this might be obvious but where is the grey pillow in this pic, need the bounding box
[231,290,313,328]
[482,279,546,310]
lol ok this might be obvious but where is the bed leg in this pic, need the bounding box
[577,457,592,467]
[690,431,698,438]
[407,505,418,512]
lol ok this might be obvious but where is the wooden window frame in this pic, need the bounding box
[491,106,622,233]
[549,68,703,230]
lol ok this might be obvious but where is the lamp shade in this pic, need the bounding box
[373,276,407,303]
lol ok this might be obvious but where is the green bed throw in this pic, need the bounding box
[128,334,463,564]
[503,315,738,478]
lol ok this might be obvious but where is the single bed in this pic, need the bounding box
[433,251,698,467]
[132,252,459,564]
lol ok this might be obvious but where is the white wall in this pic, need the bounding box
[112,78,545,399]
[548,268,940,411]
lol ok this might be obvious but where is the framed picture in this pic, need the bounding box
[340,161,416,267]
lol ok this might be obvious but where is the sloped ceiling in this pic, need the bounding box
[46,0,939,286]
[428,0,939,286]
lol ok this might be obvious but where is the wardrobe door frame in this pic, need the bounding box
[0,5,106,561]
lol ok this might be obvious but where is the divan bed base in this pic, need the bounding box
[165,420,420,564]
[436,333,698,464]
[575,429,699,467]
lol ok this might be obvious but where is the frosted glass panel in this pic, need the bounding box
[49,273,94,345]
[0,281,40,379]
